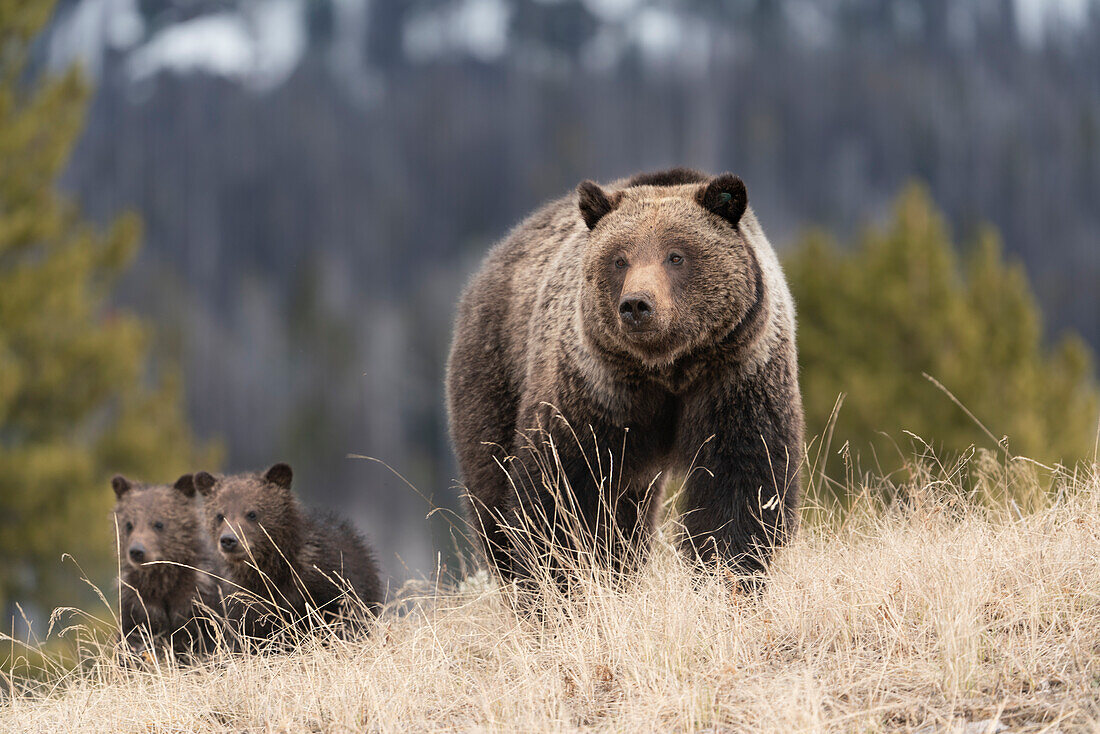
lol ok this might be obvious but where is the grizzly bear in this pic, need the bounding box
[112,473,222,657]
[446,168,803,585]
[193,463,383,642]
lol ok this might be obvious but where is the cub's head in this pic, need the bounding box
[194,463,302,569]
[111,474,202,571]
[577,170,764,367]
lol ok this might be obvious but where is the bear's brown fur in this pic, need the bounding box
[112,473,222,656]
[194,463,383,642]
[446,168,803,584]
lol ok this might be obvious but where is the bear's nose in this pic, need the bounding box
[619,292,654,327]
[219,534,239,553]
[128,544,146,563]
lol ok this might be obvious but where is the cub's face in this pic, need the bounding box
[111,475,200,571]
[579,175,759,367]
[194,463,298,568]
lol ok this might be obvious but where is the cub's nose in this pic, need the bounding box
[618,292,654,327]
[128,544,146,564]
[219,534,239,553]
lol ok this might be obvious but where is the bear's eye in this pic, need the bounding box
[124,521,133,533]
[246,511,258,522]
[153,520,164,531]
[215,513,225,524]
[614,257,627,269]
[668,253,684,265]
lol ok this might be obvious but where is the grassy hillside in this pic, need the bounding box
[2,451,1099,732]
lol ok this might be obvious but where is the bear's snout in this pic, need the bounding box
[128,543,147,565]
[619,291,655,329]
[219,533,240,554]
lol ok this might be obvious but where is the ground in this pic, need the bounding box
[2,452,1098,733]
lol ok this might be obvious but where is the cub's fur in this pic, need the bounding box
[112,474,222,656]
[447,168,803,584]
[194,463,383,642]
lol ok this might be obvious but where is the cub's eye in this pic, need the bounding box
[215,513,225,524]
[668,253,684,265]
[246,511,258,522]
[153,521,164,531]
[124,521,133,533]
[614,257,627,269]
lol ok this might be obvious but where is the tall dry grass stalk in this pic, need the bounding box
[2,448,1099,732]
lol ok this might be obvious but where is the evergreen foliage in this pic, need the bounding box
[0,0,216,614]
[787,185,1099,485]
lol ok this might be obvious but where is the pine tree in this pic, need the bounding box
[787,185,1099,487]
[0,0,216,615]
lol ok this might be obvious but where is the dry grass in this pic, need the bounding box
[2,451,1099,733]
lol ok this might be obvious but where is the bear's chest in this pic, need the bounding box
[557,363,678,438]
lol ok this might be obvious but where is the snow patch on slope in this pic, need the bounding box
[46,0,144,77]
[45,0,307,93]
[127,13,253,82]
[404,0,510,63]
[127,0,306,91]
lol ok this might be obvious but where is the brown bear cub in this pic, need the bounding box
[112,474,222,657]
[447,168,804,586]
[194,463,383,643]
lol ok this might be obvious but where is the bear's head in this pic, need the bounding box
[111,474,202,572]
[577,171,765,369]
[194,463,302,570]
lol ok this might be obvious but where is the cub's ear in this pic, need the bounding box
[577,180,621,230]
[111,475,133,498]
[263,462,293,490]
[193,471,218,497]
[697,174,748,227]
[173,473,196,498]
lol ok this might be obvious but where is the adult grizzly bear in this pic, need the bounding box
[447,168,803,585]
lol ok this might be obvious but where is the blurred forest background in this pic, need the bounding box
[2,0,1099,624]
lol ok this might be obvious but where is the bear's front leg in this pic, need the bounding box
[498,426,600,589]
[676,365,803,581]
[500,412,659,588]
[173,597,223,657]
[120,595,170,661]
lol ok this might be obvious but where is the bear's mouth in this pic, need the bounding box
[619,317,661,335]
[619,322,664,341]
[128,556,159,569]
[615,321,690,364]
[619,324,680,355]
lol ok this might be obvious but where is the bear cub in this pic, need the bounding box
[112,473,222,657]
[194,463,383,642]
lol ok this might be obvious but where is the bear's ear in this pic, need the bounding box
[193,471,218,497]
[111,475,133,498]
[577,180,621,230]
[173,473,196,498]
[697,174,748,227]
[263,462,293,490]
